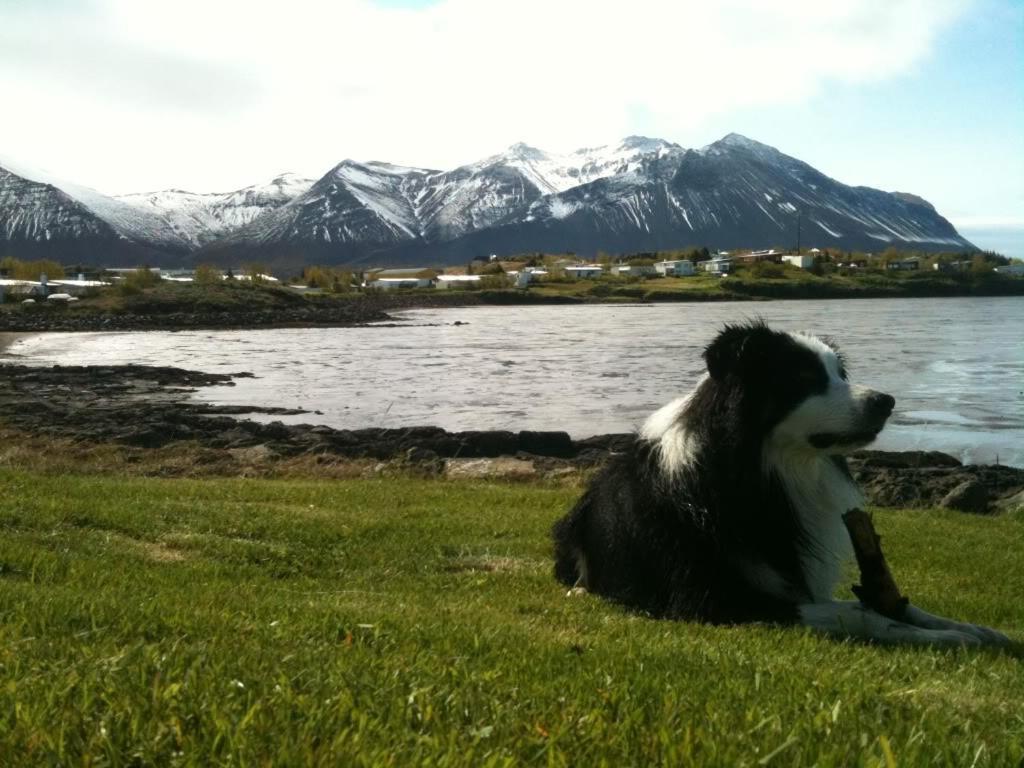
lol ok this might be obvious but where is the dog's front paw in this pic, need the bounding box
[957,623,1012,648]
[903,605,1012,647]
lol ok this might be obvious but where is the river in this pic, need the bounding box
[7,296,1024,466]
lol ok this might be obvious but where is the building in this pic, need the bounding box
[49,278,111,295]
[564,265,604,279]
[367,277,434,290]
[367,268,437,280]
[653,260,695,277]
[994,263,1024,276]
[616,264,658,277]
[436,275,482,289]
[734,249,784,264]
[933,260,972,273]
[105,267,162,277]
[0,279,41,301]
[782,254,815,269]
[506,268,549,287]
[885,259,920,271]
[702,257,732,275]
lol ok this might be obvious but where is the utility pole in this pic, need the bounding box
[796,209,802,255]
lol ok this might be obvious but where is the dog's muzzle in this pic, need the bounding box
[809,390,896,450]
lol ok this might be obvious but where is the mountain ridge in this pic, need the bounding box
[0,135,976,269]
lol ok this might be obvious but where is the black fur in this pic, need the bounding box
[552,321,853,624]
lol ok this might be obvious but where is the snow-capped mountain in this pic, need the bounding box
[443,133,971,259]
[204,133,972,267]
[200,137,683,265]
[0,156,191,265]
[0,135,975,269]
[118,173,313,247]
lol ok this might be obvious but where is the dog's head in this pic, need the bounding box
[703,321,894,453]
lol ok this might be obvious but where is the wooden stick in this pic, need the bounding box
[842,508,909,621]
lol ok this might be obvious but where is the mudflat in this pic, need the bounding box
[0,333,30,354]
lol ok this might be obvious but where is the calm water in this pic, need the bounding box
[8,297,1024,466]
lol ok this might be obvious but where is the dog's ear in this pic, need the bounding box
[703,322,769,380]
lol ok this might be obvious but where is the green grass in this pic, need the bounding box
[1,470,1022,765]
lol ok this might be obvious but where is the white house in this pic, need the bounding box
[49,278,111,295]
[564,265,604,279]
[507,268,548,287]
[654,260,695,276]
[436,275,482,289]
[0,279,42,295]
[702,257,732,275]
[368,278,433,290]
[995,263,1024,276]
[782,254,815,269]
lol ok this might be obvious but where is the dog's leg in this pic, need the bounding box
[901,604,1011,647]
[798,601,990,647]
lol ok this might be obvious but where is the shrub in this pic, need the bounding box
[118,268,160,295]
[194,265,222,285]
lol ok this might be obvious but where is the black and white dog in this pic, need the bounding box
[553,321,1009,647]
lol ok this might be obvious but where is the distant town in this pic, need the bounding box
[2,245,1022,304]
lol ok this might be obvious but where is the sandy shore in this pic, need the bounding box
[0,333,32,354]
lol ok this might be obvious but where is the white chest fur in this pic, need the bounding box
[764,447,860,602]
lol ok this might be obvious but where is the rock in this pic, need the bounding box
[257,421,293,440]
[445,457,538,480]
[573,433,635,453]
[404,446,444,475]
[229,444,276,463]
[518,430,575,458]
[994,489,1024,514]
[454,430,519,458]
[940,480,990,514]
[405,446,439,463]
[850,450,962,469]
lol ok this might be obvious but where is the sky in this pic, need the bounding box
[1,0,1022,254]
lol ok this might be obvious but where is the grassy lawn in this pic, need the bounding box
[0,471,1021,765]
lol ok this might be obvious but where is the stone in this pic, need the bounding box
[445,457,537,480]
[518,430,575,458]
[994,489,1024,514]
[940,479,990,514]
[405,446,440,464]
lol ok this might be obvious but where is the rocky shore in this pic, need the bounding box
[0,302,395,333]
[0,287,585,334]
[1,361,1022,512]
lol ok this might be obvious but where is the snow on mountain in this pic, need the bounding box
[1,135,976,269]
[0,155,190,255]
[499,134,973,256]
[118,173,314,246]
[463,136,681,195]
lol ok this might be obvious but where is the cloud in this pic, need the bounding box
[0,0,971,193]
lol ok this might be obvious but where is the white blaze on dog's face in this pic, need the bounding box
[770,332,895,454]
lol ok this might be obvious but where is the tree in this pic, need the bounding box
[0,257,66,280]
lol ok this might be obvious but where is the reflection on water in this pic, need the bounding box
[10,296,1024,467]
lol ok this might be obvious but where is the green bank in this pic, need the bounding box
[0,471,1021,765]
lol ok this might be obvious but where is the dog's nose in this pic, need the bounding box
[866,392,896,417]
